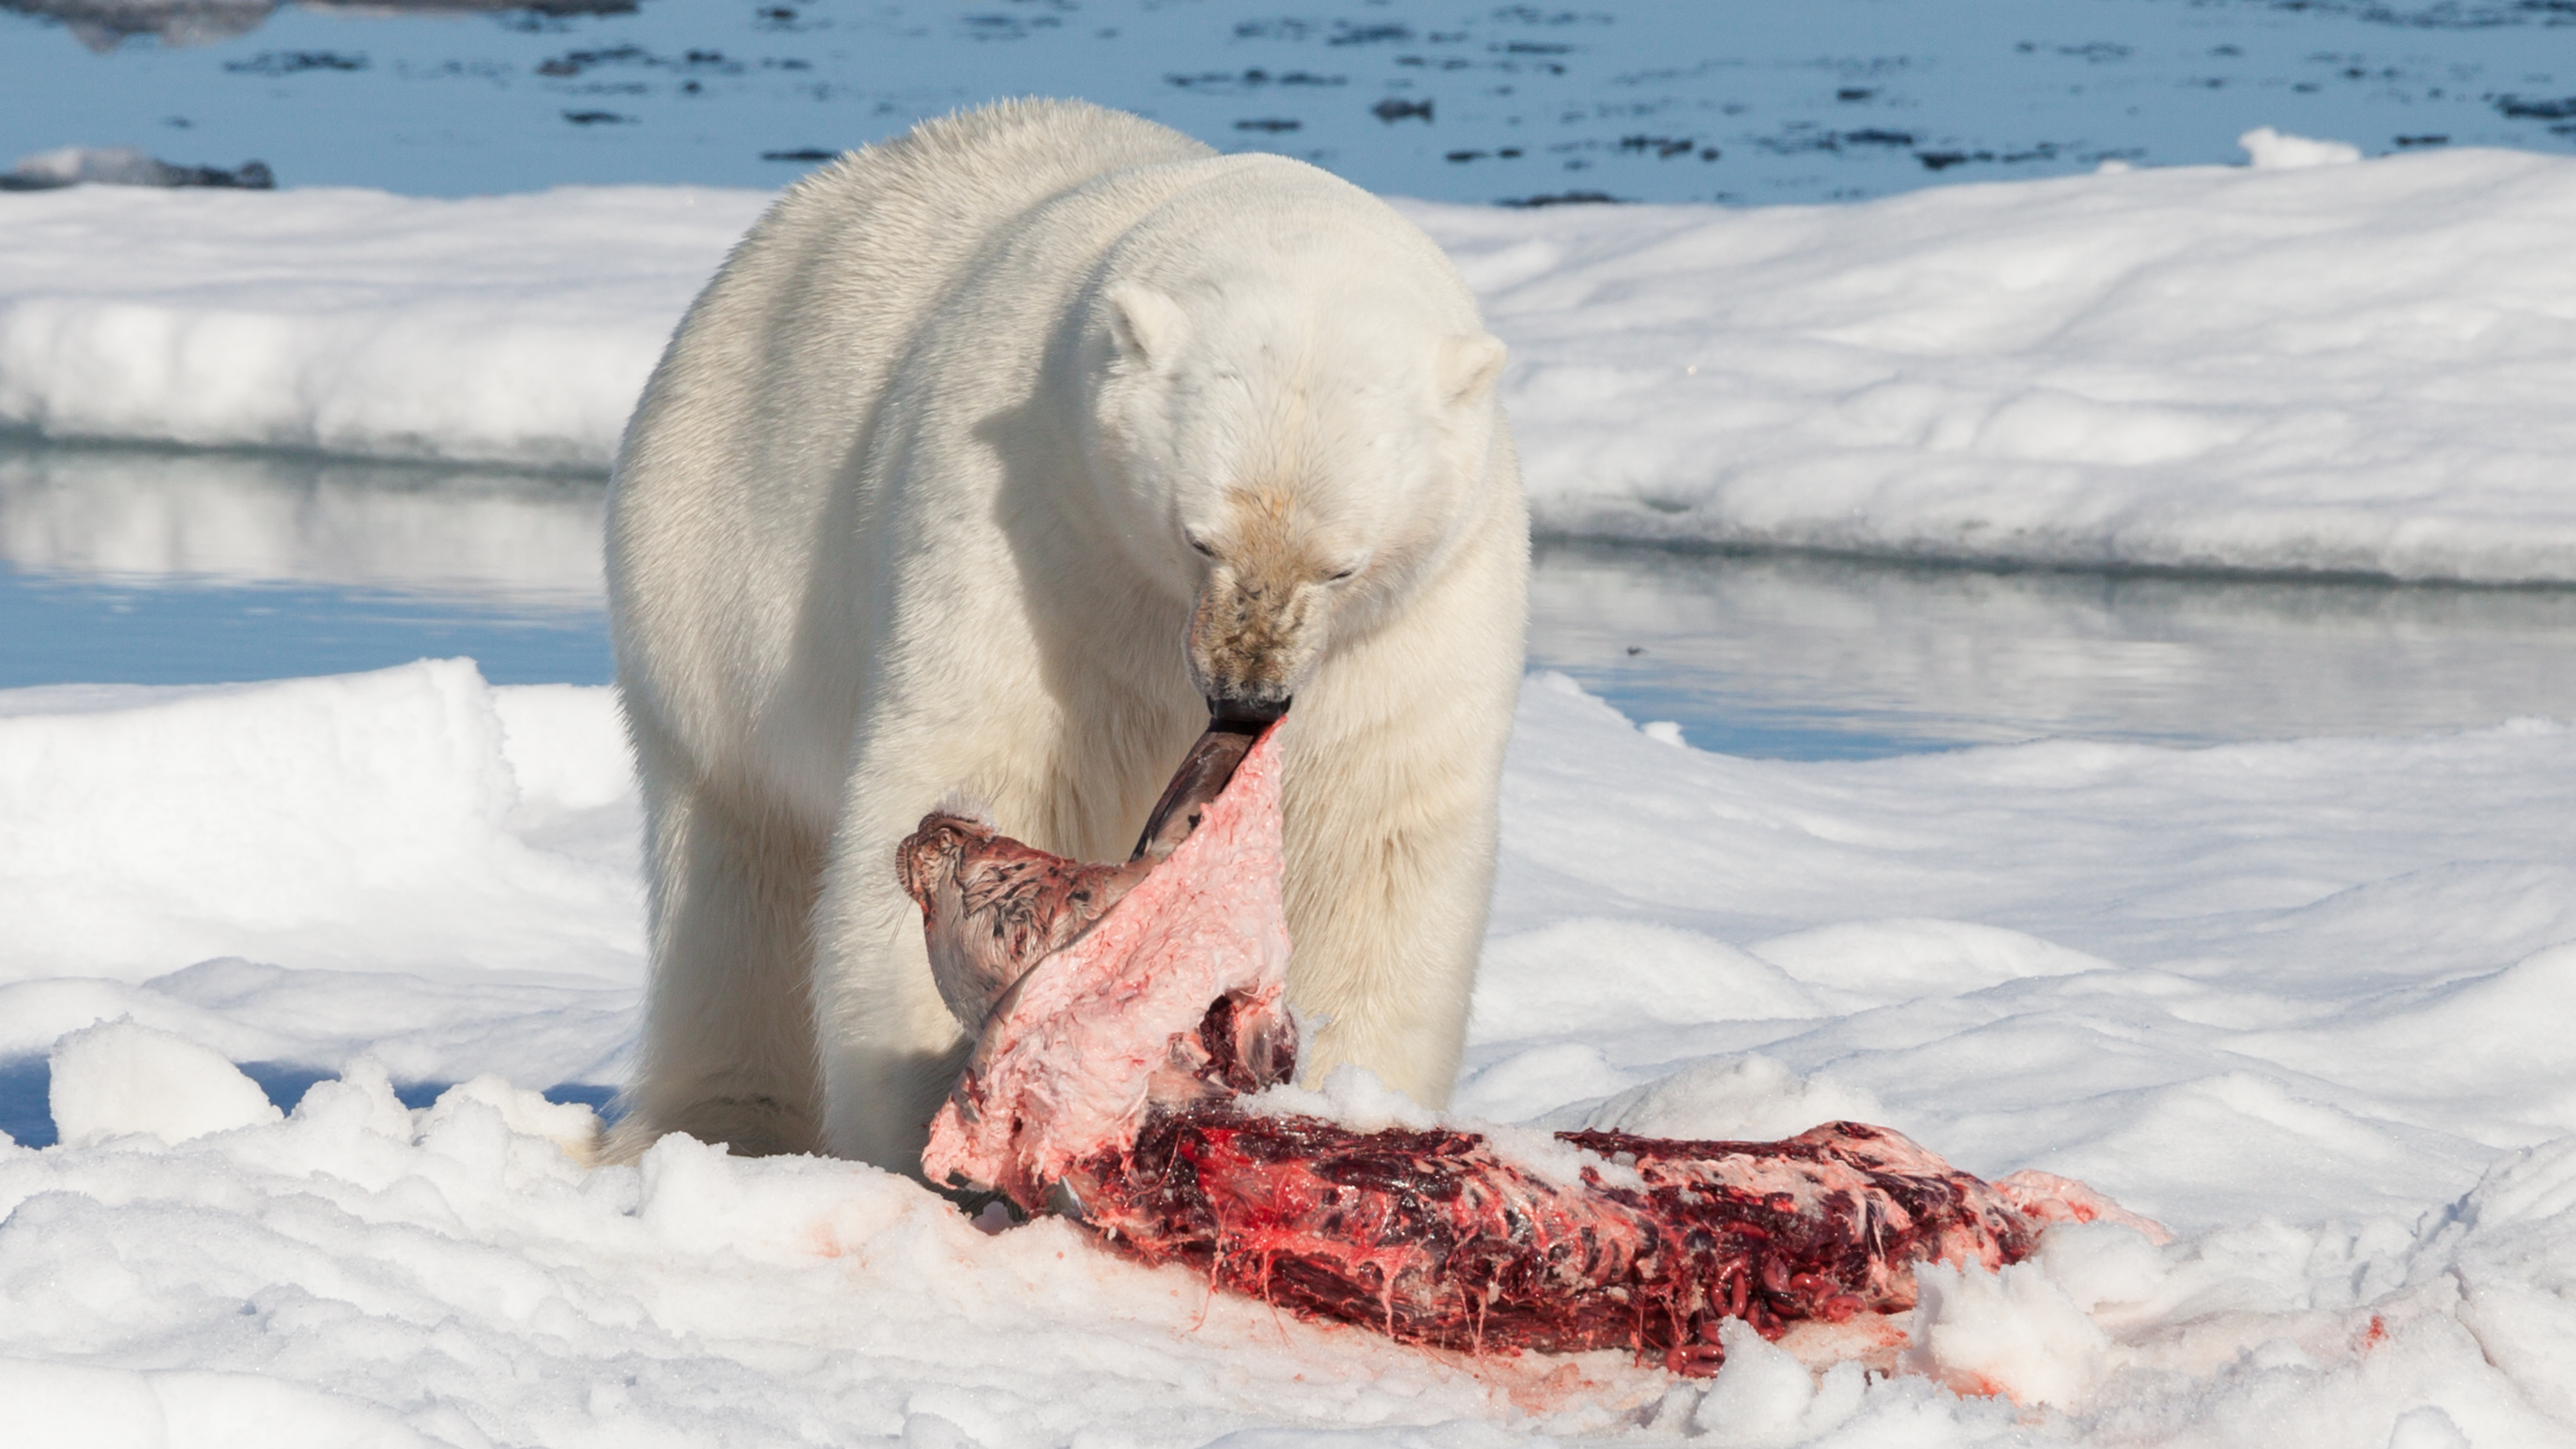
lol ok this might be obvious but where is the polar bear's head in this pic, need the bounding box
[1080,250,1510,722]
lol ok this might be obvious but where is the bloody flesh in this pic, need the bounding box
[900,720,2087,1376]
[1068,1113,2037,1375]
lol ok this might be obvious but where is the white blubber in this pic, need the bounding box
[47,1018,281,1146]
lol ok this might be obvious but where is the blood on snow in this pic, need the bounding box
[901,718,2147,1375]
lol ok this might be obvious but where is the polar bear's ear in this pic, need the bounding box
[1105,283,1188,369]
[1437,333,1509,408]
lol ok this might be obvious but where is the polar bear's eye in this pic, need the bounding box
[1185,534,1217,558]
[1324,567,1358,583]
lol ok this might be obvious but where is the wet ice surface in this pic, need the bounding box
[0,569,608,686]
[8,439,2575,759]
[1533,541,2576,759]
[0,0,2569,204]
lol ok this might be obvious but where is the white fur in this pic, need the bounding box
[602,99,1529,1172]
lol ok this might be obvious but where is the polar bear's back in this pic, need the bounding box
[720,100,1215,412]
[610,101,1214,808]
[636,97,1210,439]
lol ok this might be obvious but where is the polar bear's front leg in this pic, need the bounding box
[810,869,977,1174]
[806,740,999,1174]
[601,714,831,1162]
[1278,694,1509,1108]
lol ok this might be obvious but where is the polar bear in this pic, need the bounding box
[602,99,1528,1173]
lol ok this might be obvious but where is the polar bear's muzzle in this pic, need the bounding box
[1189,562,1321,725]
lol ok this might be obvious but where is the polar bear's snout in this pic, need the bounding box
[1189,557,1331,723]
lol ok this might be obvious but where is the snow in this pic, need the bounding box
[0,184,750,468]
[1691,1320,1869,1446]
[5,660,2576,1443]
[47,1019,281,1147]
[2236,128,2364,172]
[1438,141,2576,584]
[1899,1260,2111,1410]
[7,138,2576,580]
[0,659,639,986]
[7,123,2576,1443]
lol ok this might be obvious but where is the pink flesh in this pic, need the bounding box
[920,724,1295,1210]
[898,724,2153,1376]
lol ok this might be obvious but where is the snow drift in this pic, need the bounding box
[6,142,2576,580]
[0,184,739,468]
[5,662,2576,1441]
[0,661,640,986]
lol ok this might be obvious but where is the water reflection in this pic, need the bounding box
[1,439,602,599]
[1534,541,2576,757]
[7,442,2573,754]
[0,439,607,686]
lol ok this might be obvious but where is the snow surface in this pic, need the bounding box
[8,126,2576,1442]
[0,183,744,469]
[8,138,2576,580]
[7,660,2576,1443]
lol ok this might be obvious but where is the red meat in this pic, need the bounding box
[1067,1113,2037,1375]
[919,721,1295,1210]
[899,719,2110,1375]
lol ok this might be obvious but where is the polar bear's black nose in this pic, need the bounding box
[1209,694,1290,727]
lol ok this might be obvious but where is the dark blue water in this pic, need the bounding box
[0,0,2568,205]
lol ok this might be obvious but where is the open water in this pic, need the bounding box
[0,0,2569,205]
[8,440,2574,758]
